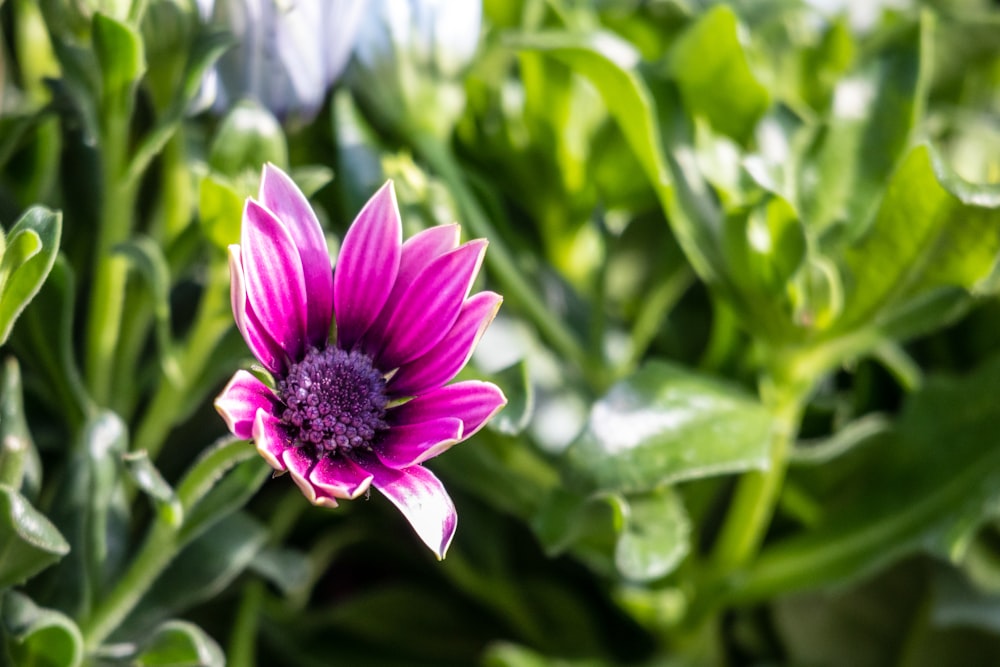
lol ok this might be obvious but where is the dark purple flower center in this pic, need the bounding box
[278,347,388,456]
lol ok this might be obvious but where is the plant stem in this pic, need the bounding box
[132,261,232,459]
[710,381,806,571]
[81,438,256,651]
[410,132,593,380]
[86,109,138,407]
[227,580,264,667]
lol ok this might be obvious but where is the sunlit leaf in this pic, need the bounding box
[566,361,772,493]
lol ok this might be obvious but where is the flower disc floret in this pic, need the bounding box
[278,347,389,455]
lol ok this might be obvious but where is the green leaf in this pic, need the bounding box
[801,14,931,234]
[46,411,129,615]
[248,545,312,598]
[0,485,69,588]
[488,360,533,436]
[178,458,269,545]
[512,30,726,287]
[114,236,181,385]
[127,512,268,634]
[0,207,62,346]
[123,450,183,527]
[91,12,146,103]
[667,5,769,144]
[1,591,83,667]
[736,354,1000,602]
[565,361,773,494]
[0,358,40,498]
[615,488,690,582]
[834,144,1000,339]
[131,620,224,667]
[197,173,246,251]
[12,256,92,428]
[208,100,288,178]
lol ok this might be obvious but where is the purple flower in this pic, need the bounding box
[215,164,505,558]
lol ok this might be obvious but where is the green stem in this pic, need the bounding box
[410,132,593,380]
[710,382,806,571]
[81,438,256,651]
[227,580,264,667]
[132,262,232,459]
[86,110,138,406]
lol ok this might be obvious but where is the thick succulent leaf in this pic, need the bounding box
[46,411,129,615]
[1,591,82,667]
[486,360,533,436]
[123,450,183,526]
[565,361,773,493]
[92,12,146,105]
[615,488,691,582]
[114,237,181,385]
[130,620,225,667]
[735,354,1000,602]
[833,144,1000,340]
[0,207,62,346]
[0,358,41,499]
[801,14,931,235]
[667,5,769,144]
[208,100,288,177]
[0,485,70,588]
[126,512,268,635]
[512,31,726,287]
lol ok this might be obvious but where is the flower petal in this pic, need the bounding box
[389,291,502,396]
[242,199,309,359]
[215,370,281,440]
[258,163,334,348]
[229,245,286,373]
[375,239,488,370]
[369,462,457,559]
[375,417,463,469]
[389,381,506,439]
[253,408,295,473]
[334,181,402,350]
[309,455,374,501]
[361,224,461,357]
[282,446,338,507]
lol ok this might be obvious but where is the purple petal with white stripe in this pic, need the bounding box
[241,199,308,359]
[334,181,402,350]
[375,418,463,469]
[258,163,334,347]
[228,246,285,373]
[310,455,374,501]
[375,239,488,370]
[389,381,506,439]
[390,291,502,396]
[369,462,458,560]
[253,408,294,472]
[215,370,281,440]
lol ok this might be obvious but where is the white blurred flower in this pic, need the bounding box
[198,0,365,120]
[350,0,483,138]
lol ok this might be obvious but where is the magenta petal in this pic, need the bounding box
[376,418,463,469]
[334,181,402,350]
[390,291,502,396]
[369,462,457,559]
[229,246,285,373]
[258,164,334,348]
[389,381,507,440]
[309,455,374,501]
[215,370,281,440]
[253,408,295,473]
[361,224,462,356]
[282,446,335,507]
[376,240,488,370]
[242,200,309,359]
